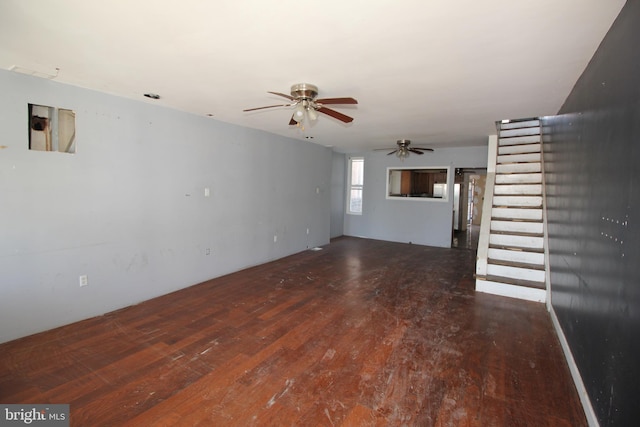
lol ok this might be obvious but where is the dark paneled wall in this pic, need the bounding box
[542,1,640,425]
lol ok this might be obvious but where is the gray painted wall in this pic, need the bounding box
[0,70,332,344]
[343,146,487,247]
[543,1,640,424]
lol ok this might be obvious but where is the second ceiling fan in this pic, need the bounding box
[376,139,434,159]
[243,83,357,126]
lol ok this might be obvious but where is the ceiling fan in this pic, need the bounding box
[376,139,434,160]
[243,83,357,127]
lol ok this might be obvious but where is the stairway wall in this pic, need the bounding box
[542,0,640,425]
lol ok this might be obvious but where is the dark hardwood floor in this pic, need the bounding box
[0,237,585,426]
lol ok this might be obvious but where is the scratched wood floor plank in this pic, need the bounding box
[0,237,586,426]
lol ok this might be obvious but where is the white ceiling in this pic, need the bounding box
[0,0,625,152]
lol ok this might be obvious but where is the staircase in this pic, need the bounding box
[475,119,547,303]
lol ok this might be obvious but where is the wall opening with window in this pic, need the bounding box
[386,167,449,200]
[28,103,76,153]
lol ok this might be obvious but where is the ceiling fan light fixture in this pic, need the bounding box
[306,106,318,121]
[293,102,306,123]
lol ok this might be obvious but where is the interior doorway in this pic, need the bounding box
[452,169,486,250]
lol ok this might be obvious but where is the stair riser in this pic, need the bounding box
[498,144,541,155]
[497,153,541,164]
[487,264,546,282]
[492,207,542,220]
[499,127,540,138]
[490,234,544,249]
[491,221,543,234]
[476,279,546,303]
[494,184,542,195]
[493,196,542,207]
[496,173,541,184]
[499,135,541,146]
[500,120,540,130]
[488,248,545,265]
[496,163,541,173]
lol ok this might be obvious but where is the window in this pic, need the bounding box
[29,104,76,153]
[347,157,364,214]
[386,167,449,201]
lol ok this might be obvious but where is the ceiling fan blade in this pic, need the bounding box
[317,107,354,123]
[267,91,295,101]
[412,147,434,152]
[374,148,396,151]
[409,149,425,155]
[386,150,398,156]
[243,103,292,112]
[316,97,358,105]
[289,115,297,126]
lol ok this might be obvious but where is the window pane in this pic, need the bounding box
[351,159,364,186]
[349,188,362,213]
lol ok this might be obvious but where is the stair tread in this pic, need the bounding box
[491,217,542,223]
[494,195,542,198]
[495,188,541,191]
[497,161,541,165]
[496,166,541,172]
[483,274,546,290]
[498,142,540,147]
[494,199,542,204]
[493,205,542,211]
[500,124,540,128]
[493,205,543,209]
[492,206,542,209]
[488,258,545,271]
[490,230,543,237]
[494,183,541,186]
[489,244,544,253]
[499,136,541,140]
[500,128,540,132]
[496,171,542,175]
[499,118,539,127]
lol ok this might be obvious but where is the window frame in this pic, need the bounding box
[347,157,364,215]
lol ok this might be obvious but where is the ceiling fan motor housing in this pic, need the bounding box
[291,83,318,100]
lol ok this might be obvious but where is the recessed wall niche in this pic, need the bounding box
[28,104,76,153]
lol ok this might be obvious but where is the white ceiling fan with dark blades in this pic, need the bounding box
[243,83,357,128]
[375,139,434,160]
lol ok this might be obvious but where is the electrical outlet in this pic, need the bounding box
[205,248,210,255]
[273,235,277,243]
[306,228,310,235]
[79,275,88,287]
[204,187,210,197]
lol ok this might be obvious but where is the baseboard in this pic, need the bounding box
[549,307,599,427]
